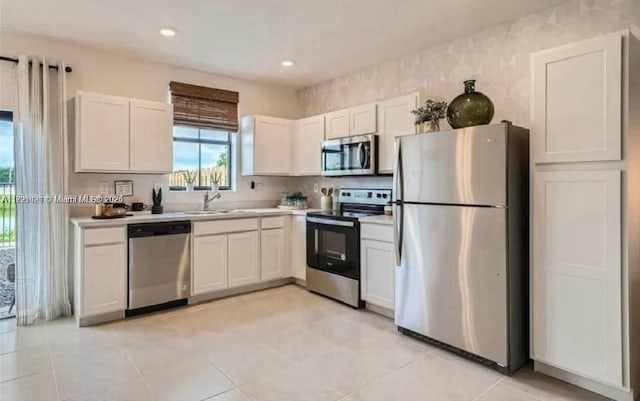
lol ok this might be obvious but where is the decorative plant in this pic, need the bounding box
[210,170,223,186]
[152,187,162,207]
[411,99,449,125]
[181,170,197,185]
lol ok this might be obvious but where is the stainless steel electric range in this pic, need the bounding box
[306,188,392,307]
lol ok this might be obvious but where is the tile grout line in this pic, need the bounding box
[470,376,506,401]
[109,323,158,400]
[161,313,242,400]
[43,322,63,401]
[499,378,561,401]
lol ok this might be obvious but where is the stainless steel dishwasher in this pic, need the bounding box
[127,221,191,315]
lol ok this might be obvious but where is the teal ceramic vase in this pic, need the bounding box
[446,80,494,129]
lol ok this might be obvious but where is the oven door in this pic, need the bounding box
[306,217,360,280]
[321,134,377,176]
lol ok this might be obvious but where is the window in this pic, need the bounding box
[169,126,232,191]
[168,81,239,191]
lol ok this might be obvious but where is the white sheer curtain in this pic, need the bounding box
[14,55,71,325]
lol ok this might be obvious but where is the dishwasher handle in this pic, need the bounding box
[128,221,191,238]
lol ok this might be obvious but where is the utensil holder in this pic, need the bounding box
[320,196,333,211]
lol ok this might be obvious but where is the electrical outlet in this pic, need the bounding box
[254,182,263,192]
[313,183,319,193]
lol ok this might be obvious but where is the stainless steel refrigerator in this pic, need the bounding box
[394,122,529,374]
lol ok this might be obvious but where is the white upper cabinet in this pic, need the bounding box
[74,92,173,173]
[325,104,377,139]
[129,100,173,173]
[531,32,622,163]
[349,103,377,136]
[532,170,622,386]
[241,115,291,175]
[324,109,350,139]
[75,92,130,172]
[377,93,418,173]
[292,115,325,175]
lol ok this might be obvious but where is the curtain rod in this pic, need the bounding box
[0,56,73,73]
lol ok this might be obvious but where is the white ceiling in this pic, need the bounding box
[1,0,566,88]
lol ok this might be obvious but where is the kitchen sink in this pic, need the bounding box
[181,209,256,216]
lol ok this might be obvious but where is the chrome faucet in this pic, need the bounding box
[203,191,222,211]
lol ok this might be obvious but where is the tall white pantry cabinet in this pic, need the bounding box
[530,30,640,401]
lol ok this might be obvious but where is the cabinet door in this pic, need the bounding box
[361,239,394,310]
[261,228,286,281]
[349,103,377,136]
[82,243,126,316]
[76,93,130,172]
[531,32,622,163]
[254,116,291,174]
[325,109,350,139]
[193,234,228,295]
[129,100,173,173]
[377,94,418,173]
[291,216,307,280]
[228,231,259,288]
[292,115,325,175]
[532,170,622,386]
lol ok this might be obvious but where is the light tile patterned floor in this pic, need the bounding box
[0,285,611,401]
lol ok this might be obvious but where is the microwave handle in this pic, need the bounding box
[363,144,370,169]
[357,143,365,169]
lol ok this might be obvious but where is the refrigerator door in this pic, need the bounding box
[395,203,508,365]
[397,124,507,207]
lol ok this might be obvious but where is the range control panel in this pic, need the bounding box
[338,188,392,205]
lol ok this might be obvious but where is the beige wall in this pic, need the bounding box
[0,32,301,213]
[297,0,640,128]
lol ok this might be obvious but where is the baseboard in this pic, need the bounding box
[293,278,307,287]
[78,310,124,327]
[365,302,394,319]
[188,277,295,305]
[534,361,635,401]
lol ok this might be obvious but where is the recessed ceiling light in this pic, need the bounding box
[160,27,177,37]
[281,60,295,67]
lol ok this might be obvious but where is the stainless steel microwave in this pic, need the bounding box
[321,134,377,176]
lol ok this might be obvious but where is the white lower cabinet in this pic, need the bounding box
[75,226,127,322]
[192,234,228,295]
[361,239,394,310]
[82,243,126,316]
[228,231,260,288]
[532,169,622,386]
[261,228,286,281]
[360,223,395,311]
[291,215,307,281]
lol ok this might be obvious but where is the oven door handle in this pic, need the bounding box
[307,217,354,227]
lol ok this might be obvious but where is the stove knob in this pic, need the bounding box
[376,193,382,198]
[368,192,372,198]
[382,194,388,199]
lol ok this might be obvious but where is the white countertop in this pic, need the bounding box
[359,214,394,225]
[71,208,321,228]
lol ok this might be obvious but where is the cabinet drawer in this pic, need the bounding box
[361,223,393,243]
[84,226,126,245]
[194,218,258,236]
[261,216,285,229]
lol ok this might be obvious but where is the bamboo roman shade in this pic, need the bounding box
[169,81,239,131]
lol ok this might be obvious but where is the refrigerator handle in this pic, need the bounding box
[393,140,404,266]
[394,202,403,266]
